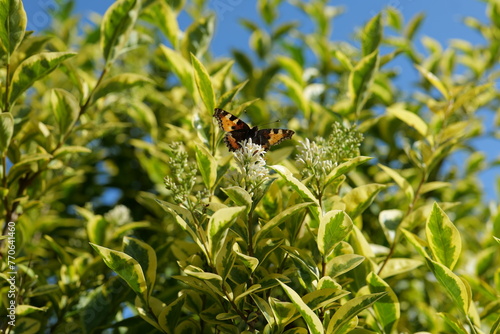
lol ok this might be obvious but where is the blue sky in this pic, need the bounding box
[23,0,499,201]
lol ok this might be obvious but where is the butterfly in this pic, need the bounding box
[213,108,295,152]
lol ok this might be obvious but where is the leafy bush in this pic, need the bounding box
[0,0,499,333]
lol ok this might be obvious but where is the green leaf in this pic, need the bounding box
[378,164,414,201]
[123,237,157,298]
[325,156,372,186]
[343,184,386,219]
[207,206,246,256]
[405,12,425,40]
[217,80,248,109]
[318,210,353,256]
[303,288,349,311]
[7,153,52,183]
[277,280,324,334]
[252,294,276,327]
[100,0,141,63]
[326,292,387,334]
[278,74,310,118]
[90,243,147,298]
[155,200,206,256]
[438,313,469,334]
[490,314,500,334]
[233,247,259,273]
[215,236,237,281]
[348,50,379,114]
[333,49,353,71]
[181,14,215,59]
[325,254,365,278]
[277,55,303,85]
[268,297,295,328]
[270,165,319,207]
[50,89,80,143]
[221,186,252,211]
[92,73,154,104]
[426,202,462,269]
[158,295,185,334]
[160,45,195,95]
[254,202,315,244]
[0,0,26,55]
[362,14,382,56]
[0,113,14,155]
[53,146,91,158]
[142,1,179,49]
[194,144,217,189]
[191,53,215,113]
[378,258,423,278]
[387,104,429,139]
[425,257,470,314]
[9,52,76,105]
[87,216,107,245]
[415,64,450,99]
[401,228,429,258]
[366,272,400,334]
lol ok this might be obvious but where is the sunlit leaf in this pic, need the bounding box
[318,210,353,256]
[326,292,387,334]
[425,257,470,314]
[277,280,324,334]
[378,163,414,201]
[90,243,147,298]
[367,272,400,333]
[426,202,462,270]
[191,53,215,113]
[362,14,382,56]
[0,113,14,155]
[9,52,76,105]
[100,0,141,63]
[0,0,26,54]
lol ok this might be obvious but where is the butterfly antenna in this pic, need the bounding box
[257,120,281,127]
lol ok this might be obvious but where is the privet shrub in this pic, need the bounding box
[0,0,499,333]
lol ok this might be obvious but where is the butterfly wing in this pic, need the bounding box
[213,108,250,132]
[255,129,295,151]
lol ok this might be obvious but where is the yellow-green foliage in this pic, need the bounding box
[0,0,499,333]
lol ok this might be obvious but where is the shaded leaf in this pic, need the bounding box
[123,237,157,298]
[50,88,80,143]
[195,144,217,189]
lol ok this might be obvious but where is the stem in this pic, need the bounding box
[247,208,255,257]
[377,170,427,275]
[3,59,11,113]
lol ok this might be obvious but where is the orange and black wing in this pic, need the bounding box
[213,108,250,132]
[256,129,295,151]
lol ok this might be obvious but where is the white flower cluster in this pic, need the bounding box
[164,142,197,205]
[296,122,363,183]
[226,139,270,198]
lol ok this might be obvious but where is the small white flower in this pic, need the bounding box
[105,205,132,226]
[226,139,270,198]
